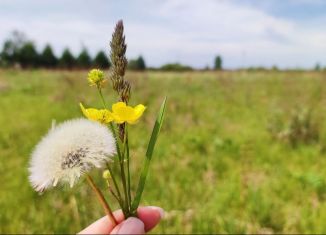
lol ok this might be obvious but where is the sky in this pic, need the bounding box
[0,0,326,69]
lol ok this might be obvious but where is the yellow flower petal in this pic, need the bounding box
[101,109,114,123]
[133,104,146,120]
[111,102,146,124]
[79,103,113,124]
[80,103,98,121]
[127,119,138,125]
[112,102,126,113]
[80,103,87,116]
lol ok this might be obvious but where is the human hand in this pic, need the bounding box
[79,206,164,234]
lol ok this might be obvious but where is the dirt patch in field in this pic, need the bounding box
[0,81,10,93]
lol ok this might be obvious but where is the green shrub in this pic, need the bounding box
[268,107,319,147]
[160,63,193,71]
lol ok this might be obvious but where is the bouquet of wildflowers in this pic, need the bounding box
[29,20,166,226]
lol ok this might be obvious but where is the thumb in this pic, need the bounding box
[110,217,145,234]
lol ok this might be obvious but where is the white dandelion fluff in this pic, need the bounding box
[29,118,116,192]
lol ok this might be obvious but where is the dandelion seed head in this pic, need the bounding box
[29,118,116,192]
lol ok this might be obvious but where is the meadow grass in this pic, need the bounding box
[1,69,326,233]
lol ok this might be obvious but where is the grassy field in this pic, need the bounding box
[1,69,326,233]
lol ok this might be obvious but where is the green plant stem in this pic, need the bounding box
[106,164,124,209]
[96,86,128,214]
[86,174,117,226]
[97,86,107,108]
[97,86,122,161]
[131,97,167,213]
[109,124,122,159]
[105,179,124,210]
[108,186,121,207]
[108,123,128,214]
[109,123,128,215]
[126,127,132,206]
[120,123,129,213]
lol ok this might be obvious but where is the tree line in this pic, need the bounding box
[0,31,225,71]
[0,31,147,70]
[6,31,323,72]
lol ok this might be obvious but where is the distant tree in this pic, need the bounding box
[315,63,321,71]
[214,55,222,70]
[136,56,146,70]
[18,41,39,68]
[93,51,110,69]
[0,31,27,66]
[128,56,146,70]
[160,63,193,71]
[59,48,76,69]
[203,65,210,70]
[40,44,57,68]
[77,48,92,69]
[0,40,16,66]
[128,59,138,70]
[247,66,267,72]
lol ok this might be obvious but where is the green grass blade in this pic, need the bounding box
[131,97,167,212]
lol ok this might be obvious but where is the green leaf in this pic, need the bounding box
[131,97,167,212]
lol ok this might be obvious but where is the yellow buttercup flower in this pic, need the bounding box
[87,69,105,87]
[112,102,146,124]
[80,103,113,124]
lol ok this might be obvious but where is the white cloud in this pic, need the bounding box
[0,0,325,68]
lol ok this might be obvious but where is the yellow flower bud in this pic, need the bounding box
[102,170,111,180]
[87,69,105,87]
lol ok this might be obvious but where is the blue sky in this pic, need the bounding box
[0,0,326,69]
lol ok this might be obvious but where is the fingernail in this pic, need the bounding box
[116,217,145,234]
[148,206,165,219]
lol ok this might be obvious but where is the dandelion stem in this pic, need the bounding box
[86,174,117,226]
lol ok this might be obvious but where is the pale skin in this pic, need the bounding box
[79,206,164,234]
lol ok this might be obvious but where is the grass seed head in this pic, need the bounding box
[109,20,130,103]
